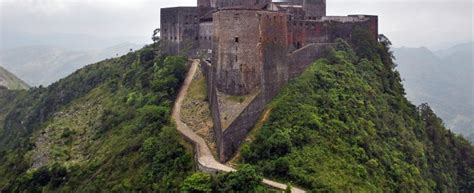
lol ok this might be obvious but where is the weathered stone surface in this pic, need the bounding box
[161,0,379,162]
[212,10,288,96]
[217,91,259,130]
[216,0,271,9]
[303,0,326,19]
[160,7,200,56]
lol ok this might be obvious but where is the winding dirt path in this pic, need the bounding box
[172,59,306,193]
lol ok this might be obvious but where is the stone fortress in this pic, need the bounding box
[161,0,378,162]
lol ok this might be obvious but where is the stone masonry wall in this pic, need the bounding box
[219,44,330,162]
[160,7,200,56]
[161,0,379,163]
[221,93,266,161]
[217,11,289,161]
[201,60,224,157]
[216,0,271,9]
[288,43,331,78]
[199,21,213,57]
[303,0,326,19]
[212,10,288,96]
[287,15,378,51]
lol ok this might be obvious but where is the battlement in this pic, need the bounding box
[216,0,272,9]
[160,0,379,162]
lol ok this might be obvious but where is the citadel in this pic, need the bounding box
[161,0,379,162]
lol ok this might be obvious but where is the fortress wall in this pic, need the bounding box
[288,43,331,78]
[201,60,224,158]
[212,10,289,96]
[221,94,266,162]
[287,15,377,52]
[198,0,211,8]
[288,20,329,50]
[303,0,326,19]
[161,0,380,165]
[199,21,213,57]
[366,15,379,40]
[217,11,289,161]
[326,21,358,41]
[213,10,275,96]
[326,15,379,41]
[216,0,271,8]
[280,7,306,21]
[212,10,263,95]
[160,7,200,56]
[259,13,290,100]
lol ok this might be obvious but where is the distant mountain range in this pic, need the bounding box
[0,43,144,86]
[0,66,29,90]
[394,42,473,142]
[0,31,148,51]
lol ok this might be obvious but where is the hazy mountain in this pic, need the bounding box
[0,66,28,90]
[394,42,473,142]
[0,43,144,86]
[0,30,148,51]
[0,47,196,191]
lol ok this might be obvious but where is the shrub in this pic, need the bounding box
[181,172,213,193]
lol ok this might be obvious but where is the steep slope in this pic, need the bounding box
[0,46,194,192]
[0,43,143,86]
[240,36,474,192]
[394,43,473,141]
[0,45,275,193]
[0,66,29,90]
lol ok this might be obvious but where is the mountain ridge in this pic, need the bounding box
[0,66,29,90]
[240,37,474,192]
[0,37,472,192]
[394,42,473,142]
[0,42,143,86]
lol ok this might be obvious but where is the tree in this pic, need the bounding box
[181,173,213,193]
[215,165,263,192]
[138,105,170,128]
[152,28,160,48]
[285,184,292,193]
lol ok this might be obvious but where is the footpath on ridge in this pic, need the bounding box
[172,59,306,193]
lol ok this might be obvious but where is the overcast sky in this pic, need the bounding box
[0,0,472,49]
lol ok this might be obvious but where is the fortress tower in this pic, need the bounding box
[303,0,326,19]
[160,7,200,56]
[212,10,288,96]
[216,0,272,8]
[160,0,378,162]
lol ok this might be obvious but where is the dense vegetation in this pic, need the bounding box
[241,31,474,192]
[1,30,471,192]
[0,46,193,192]
[181,165,268,193]
[0,45,271,192]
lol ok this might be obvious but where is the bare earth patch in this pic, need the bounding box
[180,65,218,158]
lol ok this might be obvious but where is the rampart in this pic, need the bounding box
[212,10,288,96]
[160,7,200,56]
[160,0,379,162]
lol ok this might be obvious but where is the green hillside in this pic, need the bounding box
[0,66,29,90]
[240,33,474,192]
[0,46,196,192]
[1,33,471,192]
[0,45,268,192]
